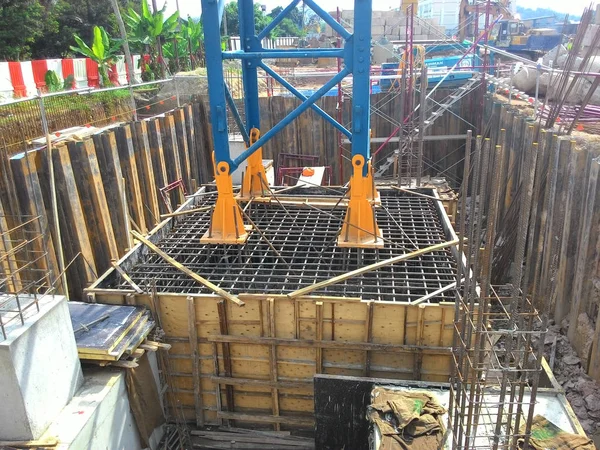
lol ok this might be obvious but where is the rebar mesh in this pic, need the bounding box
[0,214,53,340]
[107,189,459,303]
[450,286,545,449]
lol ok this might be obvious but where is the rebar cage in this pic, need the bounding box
[102,188,459,304]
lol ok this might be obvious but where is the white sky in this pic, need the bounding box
[158,0,594,20]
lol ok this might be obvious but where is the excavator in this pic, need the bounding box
[458,0,562,59]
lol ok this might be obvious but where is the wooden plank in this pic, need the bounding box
[183,104,199,184]
[217,300,234,425]
[68,139,119,272]
[9,150,58,285]
[209,376,312,389]
[569,157,600,368]
[160,114,184,207]
[93,132,129,255]
[188,296,204,426]
[147,118,169,214]
[266,298,281,430]
[315,301,323,374]
[216,411,313,427]
[174,108,192,189]
[364,301,374,376]
[553,144,588,322]
[131,230,243,306]
[207,334,451,354]
[132,121,160,227]
[115,124,147,233]
[288,239,459,298]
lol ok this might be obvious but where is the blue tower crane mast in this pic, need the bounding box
[200,0,382,248]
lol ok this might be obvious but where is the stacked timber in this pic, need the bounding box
[68,301,161,368]
[190,428,314,449]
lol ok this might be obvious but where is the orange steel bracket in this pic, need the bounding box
[238,128,269,200]
[201,156,250,244]
[338,155,383,248]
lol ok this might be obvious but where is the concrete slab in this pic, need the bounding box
[43,368,142,450]
[0,295,83,441]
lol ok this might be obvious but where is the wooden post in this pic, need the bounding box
[115,125,147,233]
[266,298,281,431]
[187,296,204,426]
[132,121,160,227]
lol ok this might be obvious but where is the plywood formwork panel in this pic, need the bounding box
[87,187,465,427]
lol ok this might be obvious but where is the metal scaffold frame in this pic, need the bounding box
[200,0,382,246]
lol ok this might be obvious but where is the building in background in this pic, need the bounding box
[418,0,461,34]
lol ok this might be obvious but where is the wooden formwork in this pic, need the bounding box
[88,291,456,427]
[86,186,464,428]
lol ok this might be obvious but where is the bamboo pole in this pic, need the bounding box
[287,239,460,298]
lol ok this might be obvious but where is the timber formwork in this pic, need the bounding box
[87,186,466,428]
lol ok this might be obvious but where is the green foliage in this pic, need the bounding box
[223,2,273,37]
[163,16,204,71]
[63,74,75,90]
[124,1,179,78]
[125,1,179,47]
[45,70,62,92]
[30,0,139,58]
[0,0,44,60]
[70,26,121,86]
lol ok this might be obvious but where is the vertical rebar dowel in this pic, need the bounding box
[397,64,407,186]
[417,65,427,187]
[449,130,472,439]
[493,137,539,450]
[464,138,491,447]
[455,135,483,448]
[39,91,68,296]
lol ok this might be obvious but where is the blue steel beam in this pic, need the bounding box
[303,0,351,40]
[223,49,345,59]
[232,68,350,170]
[351,0,372,173]
[238,0,261,132]
[259,62,351,139]
[257,0,301,40]
[201,0,232,167]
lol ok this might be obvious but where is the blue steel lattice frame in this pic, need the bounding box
[200,0,373,175]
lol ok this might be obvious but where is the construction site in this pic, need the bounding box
[1,0,600,449]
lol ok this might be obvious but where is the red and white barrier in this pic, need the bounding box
[0,56,143,102]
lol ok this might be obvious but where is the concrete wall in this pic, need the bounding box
[43,369,143,450]
[0,295,83,441]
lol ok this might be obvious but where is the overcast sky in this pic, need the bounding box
[158,0,592,20]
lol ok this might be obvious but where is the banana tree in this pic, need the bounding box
[163,16,203,71]
[70,26,121,87]
[125,1,179,79]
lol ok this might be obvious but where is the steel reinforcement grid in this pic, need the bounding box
[106,189,458,303]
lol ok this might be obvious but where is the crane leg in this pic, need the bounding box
[201,156,251,244]
[338,155,383,248]
[238,128,270,200]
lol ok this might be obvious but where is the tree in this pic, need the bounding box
[30,0,140,58]
[268,5,305,37]
[70,26,121,86]
[0,0,43,60]
[222,2,273,38]
[124,1,179,79]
